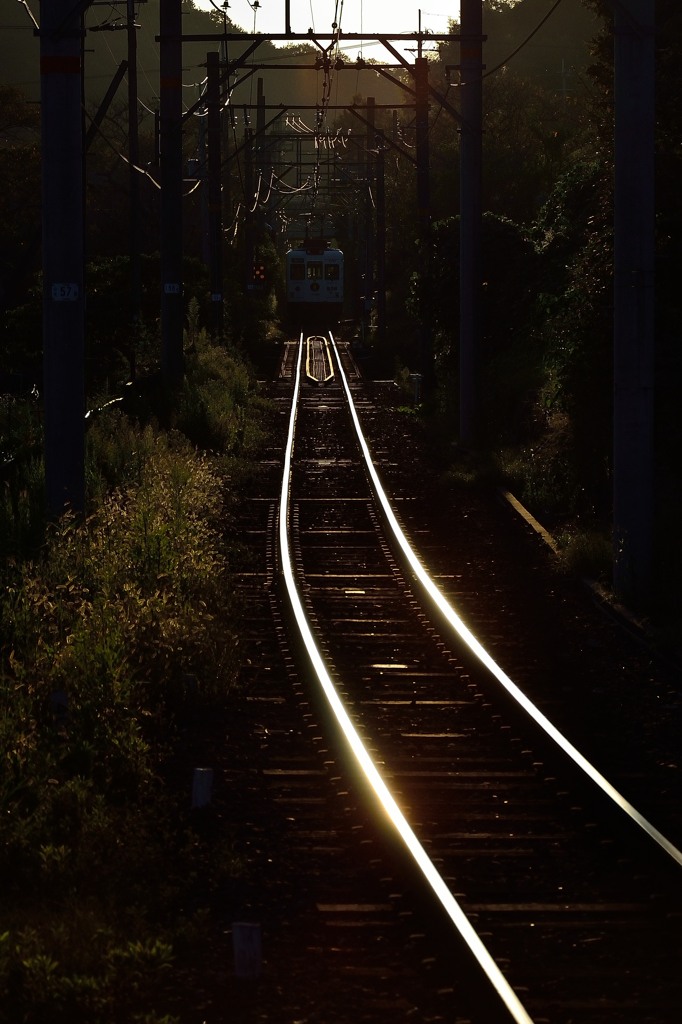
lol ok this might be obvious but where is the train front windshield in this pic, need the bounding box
[306,261,323,280]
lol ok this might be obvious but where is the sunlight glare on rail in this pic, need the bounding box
[278,335,536,1024]
[328,332,682,870]
[305,335,335,383]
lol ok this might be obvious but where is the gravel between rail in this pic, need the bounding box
[168,367,682,1023]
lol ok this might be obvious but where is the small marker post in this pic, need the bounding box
[191,767,213,808]
[232,922,262,979]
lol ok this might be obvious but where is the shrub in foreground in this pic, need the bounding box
[0,416,241,1021]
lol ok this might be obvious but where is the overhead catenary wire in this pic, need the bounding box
[82,110,161,189]
[16,0,39,31]
[247,169,264,213]
[269,173,314,195]
[483,0,565,80]
[89,4,472,239]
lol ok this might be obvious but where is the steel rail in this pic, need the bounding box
[305,335,334,383]
[327,331,682,870]
[278,335,535,1024]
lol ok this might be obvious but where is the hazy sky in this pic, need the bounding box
[193,1,460,55]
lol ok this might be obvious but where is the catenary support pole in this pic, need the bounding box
[244,118,255,287]
[40,0,86,516]
[207,51,224,340]
[612,0,655,607]
[376,146,386,347]
[365,97,376,329]
[127,0,141,339]
[459,0,483,446]
[159,0,184,385]
[414,55,433,392]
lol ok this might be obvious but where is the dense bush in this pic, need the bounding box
[407,212,542,441]
[0,332,265,1021]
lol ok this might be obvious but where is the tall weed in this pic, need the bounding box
[1,419,241,1020]
[0,325,267,1019]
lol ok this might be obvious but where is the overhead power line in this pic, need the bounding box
[483,0,565,80]
[15,0,39,31]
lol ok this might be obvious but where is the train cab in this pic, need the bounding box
[285,240,344,323]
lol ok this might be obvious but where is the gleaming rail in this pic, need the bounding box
[275,332,682,1022]
[305,334,335,383]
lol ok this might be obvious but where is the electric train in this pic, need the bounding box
[285,239,344,323]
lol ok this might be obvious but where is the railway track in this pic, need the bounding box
[224,333,682,1024]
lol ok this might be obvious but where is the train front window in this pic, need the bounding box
[290,260,305,280]
[307,261,323,280]
[325,264,340,281]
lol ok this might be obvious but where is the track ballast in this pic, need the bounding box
[220,333,682,1024]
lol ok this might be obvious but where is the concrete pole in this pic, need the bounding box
[207,51,224,339]
[244,120,255,286]
[376,146,386,346]
[459,0,483,445]
[40,0,86,515]
[159,0,184,385]
[415,57,431,243]
[365,97,376,328]
[127,0,141,338]
[612,0,655,607]
[414,56,433,392]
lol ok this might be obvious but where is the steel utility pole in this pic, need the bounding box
[159,0,184,385]
[612,0,655,607]
[40,0,86,515]
[459,0,483,446]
